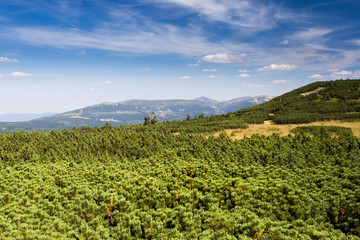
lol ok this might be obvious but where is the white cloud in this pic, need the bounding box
[258,64,298,71]
[208,75,216,79]
[203,68,217,72]
[327,69,339,72]
[238,74,251,78]
[89,88,95,91]
[272,80,290,84]
[140,67,151,71]
[150,0,279,30]
[6,26,234,57]
[240,83,268,88]
[308,74,324,79]
[352,39,360,45]
[330,70,352,79]
[292,28,333,41]
[188,63,200,67]
[179,75,191,79]
[201,53,247,63]
[8,72,31,77]
[0,57,19,63]
[238,69,249,73]
[353,70,360,78]
[279,40,289,45]
[92,81,113,87]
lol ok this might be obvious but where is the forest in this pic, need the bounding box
[1,123,360,239]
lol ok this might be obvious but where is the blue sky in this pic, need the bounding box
[0,0,359,114]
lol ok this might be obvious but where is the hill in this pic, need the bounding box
[0,96,271,132]
[1,80,360,239]
[1,122,359,239]
[234,79,360,124]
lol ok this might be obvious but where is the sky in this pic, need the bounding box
[0,0,360,114]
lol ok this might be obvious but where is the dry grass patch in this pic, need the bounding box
[213,120,360,140]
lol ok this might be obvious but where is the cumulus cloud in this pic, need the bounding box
[330,70,352,79]
[238,74,251,78]
[179,75,191,80]
[308,74,324,79]
[0,57,19,63]
[203,68,217,72]
[201,53,247,63]
[272,80,290,84]
[8,72,31,77]
[258,64,298,71]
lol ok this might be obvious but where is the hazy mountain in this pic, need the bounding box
[0,96,272,132]
[194,97,218,103]
[0,113,57,122]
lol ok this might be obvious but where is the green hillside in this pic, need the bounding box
[235,79,360,124]
[1,80,360,239]
[1,125,360,239]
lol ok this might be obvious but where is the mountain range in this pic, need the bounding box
[0,96,272,132]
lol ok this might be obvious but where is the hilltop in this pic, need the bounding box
[234,79,360,124]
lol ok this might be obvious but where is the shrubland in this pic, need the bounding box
[1,124,360,239]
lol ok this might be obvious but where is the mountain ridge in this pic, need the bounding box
[0,95,272,132]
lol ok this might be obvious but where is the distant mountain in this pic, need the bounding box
[194,97,217,103]
[0,113,57,122]
[0,96,272,132]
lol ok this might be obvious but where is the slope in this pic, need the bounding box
[234,79,360,124]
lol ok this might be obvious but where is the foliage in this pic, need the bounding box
[235,79,360,124]
[0,125,360,239]
[291,126,354,137]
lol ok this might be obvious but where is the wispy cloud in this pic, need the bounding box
[189,63,200,67]
[140,67,151,71]
[279,40,289,45]
[292,28,333,41]
[203,68,217,72]
[0,57,19,63]
[208,75,216,79]
[0,71,31,78]
[258,64,298,71]
[272,80,290,84]
[4,25,233,57]
[149,0,283,30]
[201,53,247,63]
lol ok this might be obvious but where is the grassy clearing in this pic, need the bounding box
[212,120,360,139]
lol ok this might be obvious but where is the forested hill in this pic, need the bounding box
[234,79,360,124]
